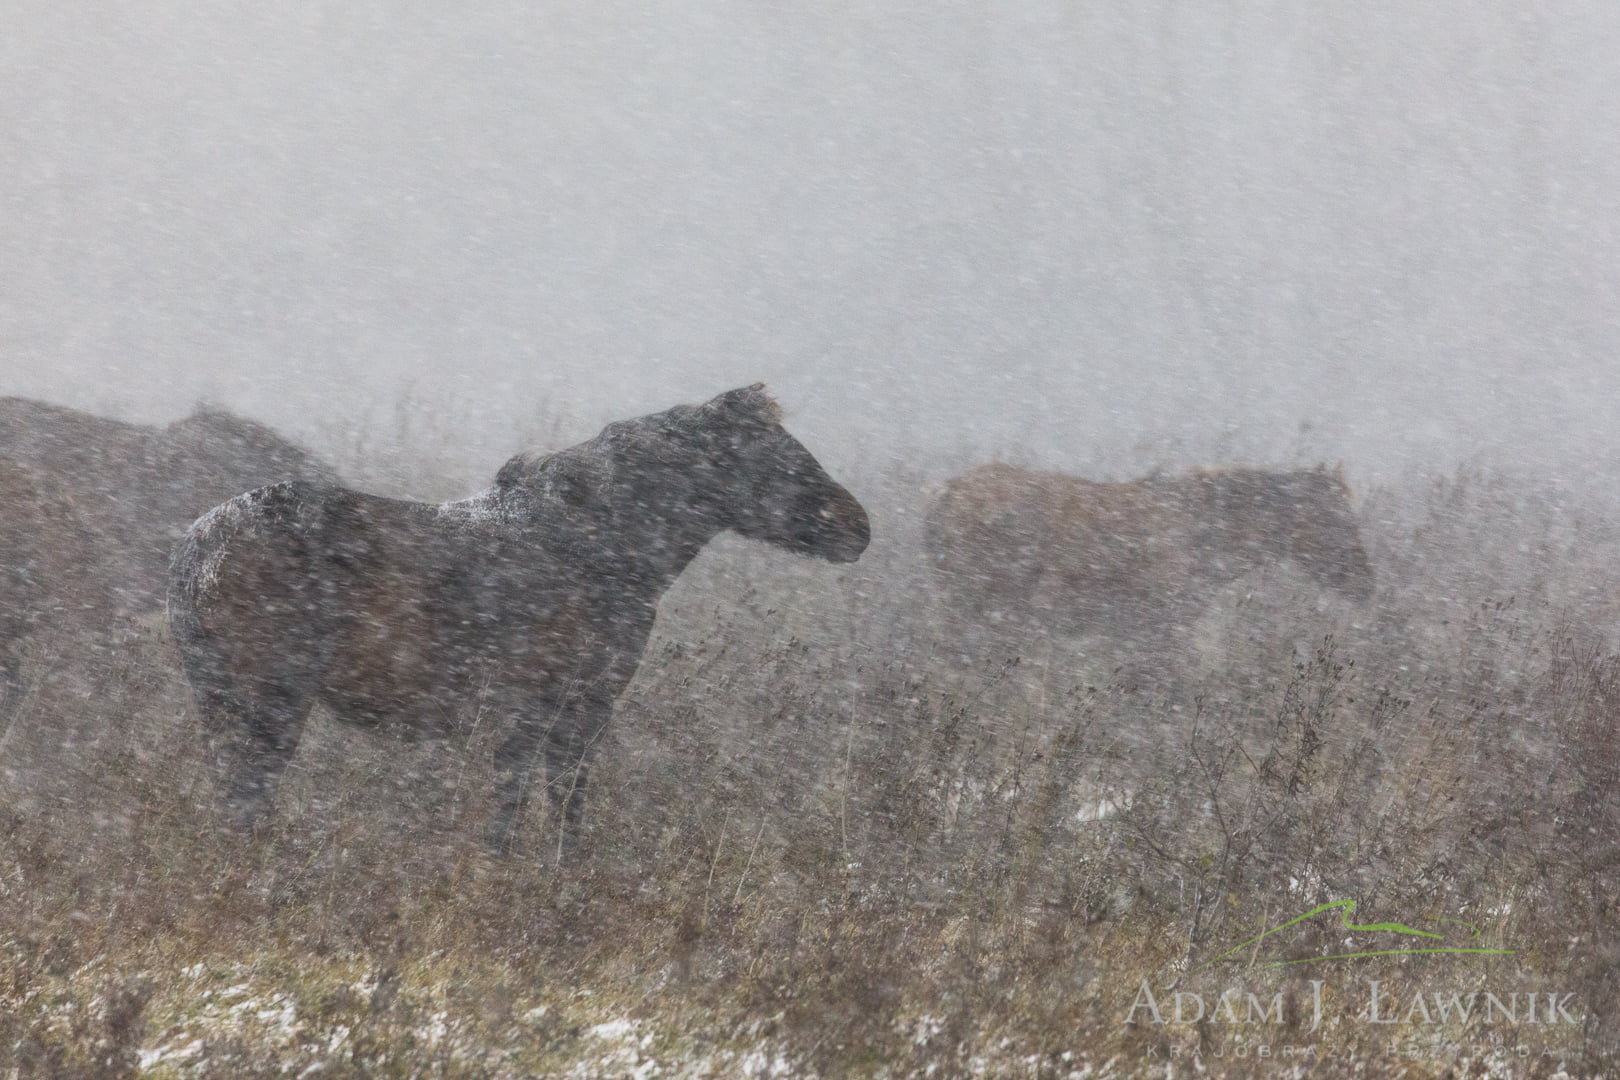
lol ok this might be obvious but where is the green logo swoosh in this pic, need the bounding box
[1193,900,1515,972]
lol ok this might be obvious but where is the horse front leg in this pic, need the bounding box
[545,720,597,834]
[487,719,544,856]
[488,692,612,862]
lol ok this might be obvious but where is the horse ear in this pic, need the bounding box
[709,384,783,424]
[498,450,607,508]
[499,451,596,502]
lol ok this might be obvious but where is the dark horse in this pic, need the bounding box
[0,459,110,732]
[925,463,1373,653]
[0,398,336,612]
[168,385,870,851]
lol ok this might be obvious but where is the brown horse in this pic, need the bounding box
[0,398,336,611]
[0,459,109,732]
[925,463,1373,652]
[167,385,870,851]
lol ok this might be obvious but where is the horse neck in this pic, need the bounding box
[490,480,726,595]
[594,495,726,594]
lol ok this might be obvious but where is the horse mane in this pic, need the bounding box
[493,383,784,497]
[494,445,613,513]
[494,452,543,491]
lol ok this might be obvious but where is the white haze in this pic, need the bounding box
[4,1,1619,489]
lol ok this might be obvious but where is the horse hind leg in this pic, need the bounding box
[178,635,326,834]
[194,675,319,833]
[169,482,344,835]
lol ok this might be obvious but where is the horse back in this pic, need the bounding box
[168,480,364,701]
[928,464,1206,635]
[931,465,1191,573]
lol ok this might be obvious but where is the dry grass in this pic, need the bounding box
[3,448,1620,1077]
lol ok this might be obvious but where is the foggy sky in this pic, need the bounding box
[5,1,1620,489]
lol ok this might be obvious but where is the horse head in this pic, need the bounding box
[1278,467,1375,604]
[694,385,869,563]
